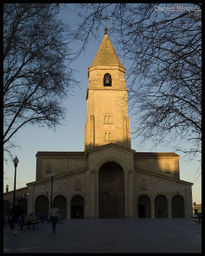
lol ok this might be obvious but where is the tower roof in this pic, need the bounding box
[91,33,124,68]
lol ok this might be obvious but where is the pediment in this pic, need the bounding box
[86,143,135,172]
[86,143,135,155]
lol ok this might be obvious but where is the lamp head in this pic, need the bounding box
[13,156,19,167]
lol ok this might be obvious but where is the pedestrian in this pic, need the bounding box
[50,203,59,234]
[8,203,24,235]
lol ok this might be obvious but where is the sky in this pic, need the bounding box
[3,4,201,204]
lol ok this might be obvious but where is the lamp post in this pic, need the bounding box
[13,156,19,207]
[50,171,55,208]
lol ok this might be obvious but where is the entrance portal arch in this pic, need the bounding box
[17,198,27,214]
[35,195,49,217]
[172,195,185,218]
[70,195,84,218]
[54,195,67,219]
[3,200,10,215]
[138,195,151,218]
[99,161,125,218]
[155,195,168,218]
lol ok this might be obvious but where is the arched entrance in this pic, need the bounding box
[53,195,67,219]
[138,195,151,218]
[70,195,84,218]
[35,195,49,217]
[99,161,125,218]
[172,195,185,218]
[17,198,27,214]
[3,200,11,215]
[155,195,168,218]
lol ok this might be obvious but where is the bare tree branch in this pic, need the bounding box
[67,3,201,157]
[3,3,78,155]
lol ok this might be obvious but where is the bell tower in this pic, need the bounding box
[84,27,131,150]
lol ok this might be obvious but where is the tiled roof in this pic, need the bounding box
[134,152,179,158]
[91,34,124,67]
[36,152,85,157]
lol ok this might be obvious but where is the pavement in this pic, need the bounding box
[3,218,202,253]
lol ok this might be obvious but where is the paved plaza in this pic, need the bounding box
[4,218,202,253]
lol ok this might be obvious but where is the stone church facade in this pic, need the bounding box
[4,29,193,219]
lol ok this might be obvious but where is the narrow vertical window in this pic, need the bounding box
[104,133,112,141]
[104,114,112,124]
[104,115,107,123]
[105,133,108,141]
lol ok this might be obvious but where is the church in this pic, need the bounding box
[4,28,193,219]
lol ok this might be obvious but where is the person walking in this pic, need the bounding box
[50,204,59,234]
[8,203,24,235]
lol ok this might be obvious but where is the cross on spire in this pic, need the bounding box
[104,16,109,35]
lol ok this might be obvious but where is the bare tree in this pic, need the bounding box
[69,3,201,157]
[3,3,77,156]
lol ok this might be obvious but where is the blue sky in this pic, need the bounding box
[3,4,201,204]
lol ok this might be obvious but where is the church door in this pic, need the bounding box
[99,162,125,218]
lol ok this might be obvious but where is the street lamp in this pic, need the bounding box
[50,171,55,208]
[13,156,19,207]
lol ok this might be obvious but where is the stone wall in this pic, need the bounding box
[36,152,88,180]
[134,153,180,179]
[27,169,88,217]
[132,169,192,217]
